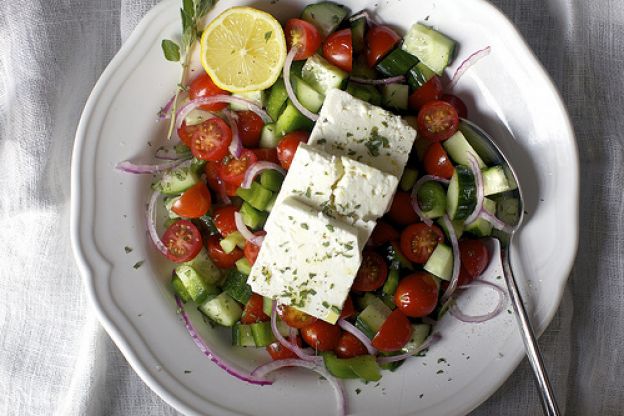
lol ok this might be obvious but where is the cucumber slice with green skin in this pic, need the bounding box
[436,217,464,240]
[240,202,268,229]
[171,275,192,303]
[399,168,419,192]
[236,181,274,211]
[417,181,447,219]
[354,292,387,310]
[406,62,436,90]
[346,82,382,106]
[262,296,273,317]
[266,78,288,121]
[446,166,477,220]
[376,48,420,77]
[231,90,266,111]
[219,231,246,253]
[382,83,409,111]
[232,323,256,347]
[351,17,367,54]
[198,293,243,327]
[275,101,314,136]
[250,321,275,347]
[302,54,348,95]
[402,23,456,75]
[382,269,400,296]
[423,243,453,280]
[260,170,284,192]
[292,75,325,113]
[355,301,392,339]
[259,124,279,149]
[222,270,252,305]
[401,324,431,353]
[322,352,358,379]
[442,130,486,168]
[351,55,377,79]
[157,166,200,195]
[465,197,496,237]
[345,355,382,381]
[300,1,349,38]
[235,257,252,275]
[482,165,515,196]
[174,265,221,303]
[182,248,223,286]
[264,193,278,212]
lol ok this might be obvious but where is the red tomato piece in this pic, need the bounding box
[456,266,473,287]
[189,73,229,111]
[171,182,212,218]
[213,205,238,237]
[266,336,303,360]
[366,25,400,67]
[161,220,203,263]
[277,131,309,169]
[371,309,413,352]
[243,231,266,265]
[408,76,443,111]
[459,239,490,278]
[387,191,420,225]
[323,28,352,72]
[206,235,244,269]
[177,120,198,147]
[236,110,264,148]
[219,149,258,190]
[369,221,400,247]
[339,295,355,320]
[400,223,444,264]
[251,148,280,164]
[335,332,368,359]
[394,272,440,318]
[423,142,454,179]
[277,305,317,329]
[301,320,341,352]
[417,100,459,142]
[241,293,270,324]
[285,19,322,60]
[190,118,232,161]
[441,94,468,119]
[352,250,388,292]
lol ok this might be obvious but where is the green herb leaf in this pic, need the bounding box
[183,0,194,19]
[161,39,181,62]
[195,0,214,17]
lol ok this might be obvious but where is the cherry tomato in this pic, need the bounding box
[171,182,212,218]
[441,94,468,119]
[189,73,229,111]
[266,336,303,360]
[241,293,270,324]
[352,250,388,292]
[251,148,280,164]
[371,309,412,352]
[457,266,473,287]
[417,100,459,142]
[335,332,368,359]
[301,320,341,352]
[236,110,264,148]
[459,239,490,278]
[277,131,309,169]
[400,223,444,264]
[394,272,440,318]
[408,76,443,110]
[339,295,355,319]
[366,25,400,67]
[277,305,317,329]
[190,118,232,161]
[387,191,419,225]
[219,149,258,190]
[206,235,244,269]
[423,142,454,179]
[204,161,223,192]
[244,231,266,265]
[213,205,238,237]
[323,29,352,72]
[161,220,203,263]
[285,19,322,60]
[177,120,198,147]
[369,221,399,247]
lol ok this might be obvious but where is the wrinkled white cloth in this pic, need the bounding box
[0,0,621,415]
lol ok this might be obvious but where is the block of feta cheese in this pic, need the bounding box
[247,198,362,323]
[308,89,417,178]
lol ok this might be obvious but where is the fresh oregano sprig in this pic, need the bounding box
[161,0,216,139]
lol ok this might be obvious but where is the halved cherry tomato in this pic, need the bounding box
[206,235,244,269]
[213,205,238,237]
[161,220,203,263]
[394,272,440,317]
[417,100,459,142]
[277,131,309,169]
[171,182,212,218]
[301,320,341,352]
[204,161,223,191]
[459,239,490,278]
[251,148,280,164]
[177,121,198,147]
[335,332,368,359]
[244,231,266,265]
[236,110,264,148]
[371,309,412,352]
[323,29,352,72]
[219,149,258,190]
[366,25,400,67]
[423,142,454,179]
[408,76,443,111]
[457,266,473,287]
[190,118,232,161]
[441,94,468,119]
[266,336,303,360]
[241,293,270,324]
[339,295,355,319]
[285,19,322,61]
[277,305,317,329]
[400,223,444,264]
[369,221,399,247]
[388,192,419,225]
[189,73,229,111]
[352,250,388,292]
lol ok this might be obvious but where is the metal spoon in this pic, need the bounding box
[459,119,561,416]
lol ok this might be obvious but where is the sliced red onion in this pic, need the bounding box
[223,110,242,158]
[479,210,514,234]
[241,161,286,189]
[234,212,265,246]
[270,301,322,363]
[175,296,272,386]
[464,153,484,225]
[158,94,176,121]
[175,95,272,130]
[115,158,188,175]
[350,76,406,85]
[377,332,442,364]
[448,46,492,89]
[410,175,450,226]
[450,280,507,323]
[337,318,377,356]
[147,190,169,257]
[283,46,319,122]
[440,214,461,303]
[251,358,345,416]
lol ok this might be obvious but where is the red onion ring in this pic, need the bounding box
[234,212,265,246]
[223,110,243,158]
[251,358,346,416]
[241,161,286,189]
[376,333,442,364]
[337,318,377,356]
[270,301,322,363]
[283,46,319,122]
[115,158,189,175]
[440,214,461,303]
[174,296,272,385]
[350,75,406,85]
[147,190,169,257]
[175,95,272,130]
[450,280,507,323]
[464,153,484,225]
[479,210,514,234]
[448,46,491,89]
[410,175,450,226]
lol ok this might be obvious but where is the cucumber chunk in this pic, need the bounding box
[355,301,392,339]
[322,352,358,379]
[465,197,496,237]
[164,196,181,219]
[157,166,200,195]
[382,83,409,110]
[345,355,382,381]
[236,181,274,211]
[402,324,431,353]
[302,54,348,95]
[399,168,419,192]
[231,90,266,111]
[436,217,464,240]
[235,257,252,275]
[240,202,268,229]
[376,48,420,77]
[346,82,382,106]
[174,265,221,303]
[219,231,246,253]
[232,323,256,347]
[402,23,456,75]
[250,321,275,347]
[275,101,314,136]
[182,248,223,286]
[442,130,486,168]
[382,269,400,296]
[171,275,192,303]
[482,165,515,196]
[423,243,453,280]
[222,269,252,305]
[260,169,284,192]
[293,75,325,113]
[301,1,349,38]
[406,62,436,90]
[351,16,367,54]
[184,109,213,126]
[417,181,447,219]
[446,166,477,220]
[259,124,279,149]
[266,78,288,121]
[199,293,243,327]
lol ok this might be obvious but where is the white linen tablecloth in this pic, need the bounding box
[0,0,621,414]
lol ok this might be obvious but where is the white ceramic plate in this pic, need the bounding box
[71,0,578,414]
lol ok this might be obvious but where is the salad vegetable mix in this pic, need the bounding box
[117,1,517,413]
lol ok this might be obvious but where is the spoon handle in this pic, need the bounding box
[502,246,561,416]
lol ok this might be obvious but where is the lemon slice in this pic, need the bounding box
[200,7,287,92]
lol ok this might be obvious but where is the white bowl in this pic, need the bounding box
[71,0,579,414]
